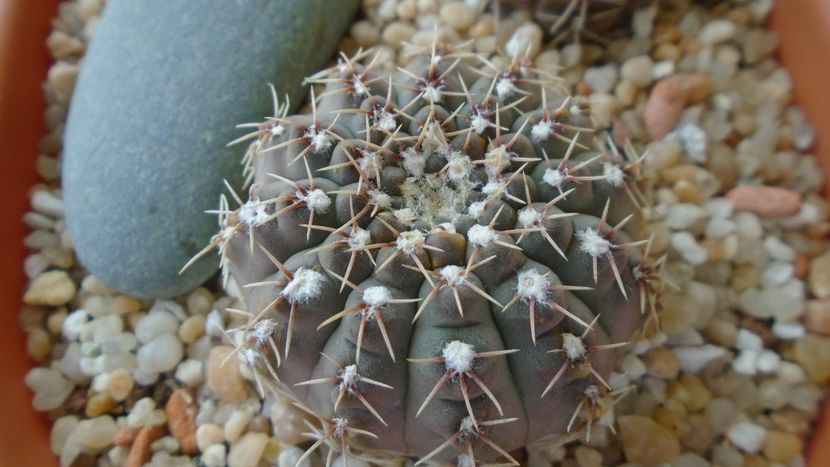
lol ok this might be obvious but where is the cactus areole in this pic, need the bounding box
[190,43,660,465]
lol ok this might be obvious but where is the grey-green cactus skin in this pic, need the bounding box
[204,45,653,465]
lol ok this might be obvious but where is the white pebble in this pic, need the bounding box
[705,217,736,238]
[175,359,204,387]
[653,60,676,80]
[62,309,90,341]
[670,232,708,265]
[735,329,763,351]
[771,321,805,341]
[756,350,781,373]
[137,333,184,373]
[699,19,737,45]
[620,353,647,379]
[332,455,371,467]
[82,315,124,342]
[24,367,74,411]
[727,421,768,453]
[584,64,618,94]
[74,416,118,449]
[224,409,254,443]
[621,55,653,88]
[197,423,225,451]
[31,189,65,218]
[733,349,759,375]
[762,262,794,288]
[227,432,268,467]
[202,444,228,467]
[51,415,79,455]
[440,1,476,31]
[136,311,179,343]
[777,361,806,384]
[665,203,708,230]
[505,23,543,59]
[673,345,727,373]
[205,310,225,337]
[127,398,158,427]
[704,197,734,218]
[279,446,312,467]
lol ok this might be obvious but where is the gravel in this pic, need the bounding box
[20,0,830,466]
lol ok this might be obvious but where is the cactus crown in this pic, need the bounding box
[189,38,660,466]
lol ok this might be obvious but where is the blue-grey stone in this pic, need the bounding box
[63,0,358,298]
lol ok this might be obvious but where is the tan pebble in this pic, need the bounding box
[113,426,140,447]
[805,299,830,335]
[178,314,206,344]
[261,437,281,463]
[680,374,711,412]
[644,347,680,379]
[440,1,476,31]
[227,432,269,467]
[505,22,543,59]
[809,252,830,299]
[614,79,638,108]
[47,61,80,103]
[23,270,77,306]
[350,20,380,47]
[46,30,85,58]
[727,186,802,219]
[47,309,67,336]
[107,369,134,401]
[653,403,687,434]
[112,295,142,315]
[762,431,802,463]
[127,424,166,467]
[619,415,681,464]
[81,275,114,295]
[26,328,52,362]
[207,346,248,403]
[166,389,199,455]
[197,423,225,452]
[653,42,681,61]
[396,0,417,20]
[468,18,493,38]
[85,393,116,417]
[770,409,810,437]
[382,21,416,49]
[674,180,704,204]
[644,78,684,140]
[186,287,214,314]
[574,445,603,467]
[417,0,437,14]
[792,334,830,383]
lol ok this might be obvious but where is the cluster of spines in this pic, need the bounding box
[185,37,664,466]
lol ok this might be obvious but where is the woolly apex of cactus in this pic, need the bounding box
[186,38,665,466]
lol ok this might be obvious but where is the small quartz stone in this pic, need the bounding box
[763,431,802,463]
[227,432,269,467]
[505,23,543,59]
[621,55,653,88]
[805,299,830,334]
[51,415,79,455]
[137,333,184,373]
[208,346,248,403]
[178,314,205,344]
[224,409,254,443]
[619,415,681,464]
[584,64,618,95]
[24,367,74,411]
[279,446,312,467]
[727,421,767,453]
[175,359,204,387]
[699,19,737,45]
[439,2,476,31]
[74,416,118,449]
[809,252,830,299]
[197,423,225,451]
[643,347,680,379]
[136,311,179,343]
[23,270,77,306]
[792,334,830,383]
[203,444,227,467]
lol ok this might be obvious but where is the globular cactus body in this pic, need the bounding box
[199,44,654,465]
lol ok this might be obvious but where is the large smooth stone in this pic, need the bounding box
[63,0,358,298]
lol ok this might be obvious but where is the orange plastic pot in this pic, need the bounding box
[1,1,829,465]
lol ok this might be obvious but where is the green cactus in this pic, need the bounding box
[189,42,658,465]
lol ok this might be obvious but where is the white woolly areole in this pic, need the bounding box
[443,340,476,374]
[368,189,392,209]
[401,147,426,177]
[351,76,369,97]
[603,162,625,187]
[347,228,371,249]
[517,268,550,302]
[363,286,393,308]
[242,348,259,366]
[373,108,397,132]
[470,112,490,134]
[296,188,331,213]
[239,200,270,227]
[467,201,487,218]
[339,364,359,390]
[577,228,612,258]
[562,333,587,361]
[250,319,278,343]
[467,224,499,247]
[457,455,475,467]
[421,121,448,153]
[482,180,507,198]
[496,77,520,100]
[396,230,426,255]
[359,151,384,174]
[484,145,513,175]
[394,208,418,226]
[420,83,444,103]
[281,267,324,302]
[518,207,543,228]
[269,123,285,137]
[440,265,466,286]
[446,151,473,182]
[459,416,477,435]
[531,120,554,142]
[542,167,566,189]
[305,127,332,153]
[332,417,349,438]
[436,222,456,233]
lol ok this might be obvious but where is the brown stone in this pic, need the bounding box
[207,346,248,403]
[619,415,681,466]
[166,388,199,455]
[643,347,680,380]
[727,186,802,219]
[804,299,830,335]
[127,424,165,467]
